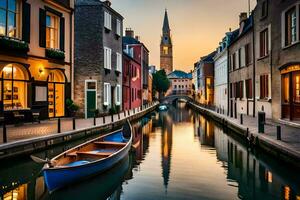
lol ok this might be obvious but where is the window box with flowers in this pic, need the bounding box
[46,48,65,60]
[0,36,29,54]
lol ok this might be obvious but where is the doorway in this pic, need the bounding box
[85,80,97,118]
[48,71,65,118]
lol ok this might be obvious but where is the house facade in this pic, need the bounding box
[123,28,149,105]
[166,70,193,96]
[0,0,74,121]
[228,13,255,118]
[74,0,123,118]
[122,49,142,110]
[194,51,216,106]
[213,31,236,114]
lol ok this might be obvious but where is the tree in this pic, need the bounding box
[152,69,170,99]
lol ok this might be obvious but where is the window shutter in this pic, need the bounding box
[22,2,31,43]
[60,17,65,51]
[39,8,46,47]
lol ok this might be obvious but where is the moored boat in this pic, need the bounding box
[158,104,168,111]
[36,120,133,192]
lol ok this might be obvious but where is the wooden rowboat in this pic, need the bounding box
[40,120,133,192]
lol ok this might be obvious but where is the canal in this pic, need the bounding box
[0,102,299,200]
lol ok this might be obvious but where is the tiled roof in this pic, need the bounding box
[167,70,192,79]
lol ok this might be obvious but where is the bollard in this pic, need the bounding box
[94,117,96,126]
[133,109,135,114]
[277,126,281,140]
[111,115,114,122]
[141,105,143,111]
[258,111,265,133]
[118,113,120,120]
[72,117,76,130]
[240,114,243,125]
[128,110,130,116]
[246,128,249,137]
[3,122,7,143]
[58,118,61,133]
[124,110,126,117]
[103,116,105,124]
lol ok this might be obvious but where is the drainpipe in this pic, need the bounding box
[252,24,256,118]
[70,10,74,100]
[227,49,230,116]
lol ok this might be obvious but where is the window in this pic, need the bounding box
[163,46,168,55]
[104,11,111,30]
[0,0,19,38]
[245,43,250,65]
[285,7,297,46]
[240,47,246,67]
[46,13,59,49]
[282,74,290,103]
[246,79,253,99]
[104,47,112,69]
[260,28,269,57]
[238,49,242,68]
[1,64,28,110]
[115,84,121,105]
[116,52,122,72]
[131,88,134,101]
[104,82,111,105]
[232,53,236,70]
[116,19,121,36]
[261,1,268,18]
[260,74,269,99]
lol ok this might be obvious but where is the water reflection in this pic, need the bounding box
[1,102,300,200]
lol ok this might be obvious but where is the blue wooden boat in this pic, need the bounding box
[42,121,132,192]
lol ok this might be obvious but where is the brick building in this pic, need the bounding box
[74,0,123,118]
[160,10,173,74]
[122,47,142,110]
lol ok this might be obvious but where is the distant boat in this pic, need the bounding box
[158,104,168,111]
[32,120,133,192]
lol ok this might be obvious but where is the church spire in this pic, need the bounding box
[163,9,170,33]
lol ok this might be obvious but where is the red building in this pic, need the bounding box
[122,50,142,110]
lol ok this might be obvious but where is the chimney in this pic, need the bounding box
[135,36,140,41]
[103,0,111,7]
[239,12,248,25]
[125,28,134,38]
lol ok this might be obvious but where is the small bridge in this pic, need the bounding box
[162,92,194,104]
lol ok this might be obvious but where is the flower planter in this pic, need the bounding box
[0,36,29,54]
[46,48,65,60]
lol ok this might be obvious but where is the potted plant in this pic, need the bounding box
[46,48,65,60]
[66,99,79,117]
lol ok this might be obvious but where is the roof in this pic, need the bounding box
[228,15,253,47]
[123,36,150,52]
[201,51,217,63]
[163,9,170,33]
[167,70,192,79]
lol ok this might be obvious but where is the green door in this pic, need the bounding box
[87,90,96,118]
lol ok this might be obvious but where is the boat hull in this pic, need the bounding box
[43,139,132,192]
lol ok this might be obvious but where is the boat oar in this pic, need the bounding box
[30,155,55,166]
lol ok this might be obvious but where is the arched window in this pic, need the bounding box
[0,64,29,110]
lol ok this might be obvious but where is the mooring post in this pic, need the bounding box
[128,110,130,116]
[240,114,243,125]
[72,117,76,130]
[3,121,7,143]
[277,126,281,140]
[93,116,96,126]
[124,110,126,117]
[58,118,61,133]
[103,116,105,124]
[111,115,114,123]
[118,113,120,120]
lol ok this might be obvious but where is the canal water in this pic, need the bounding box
[0,102,299,200]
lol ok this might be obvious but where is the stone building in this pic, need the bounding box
[74,0,123,118]
[160,10,173,74]
[166,70,193,96]
[213,30,237,115]
[123,29,149,105]
[0,0,74,122]
[268,0,300,122]
[194,51,216,105]
[228,13,255,118]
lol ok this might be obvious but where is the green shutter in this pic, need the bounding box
[60,17,65,51]
[39,8,46,47]
[22,2,31,43]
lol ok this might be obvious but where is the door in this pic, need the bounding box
[48,71,65,118]
[85,80,97,118]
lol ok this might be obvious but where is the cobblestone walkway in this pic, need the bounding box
[0,103,157,144]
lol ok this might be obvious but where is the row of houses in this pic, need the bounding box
[0,0,153,121]
[194,0,300,123]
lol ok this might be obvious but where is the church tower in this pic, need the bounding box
[160,9,173,74]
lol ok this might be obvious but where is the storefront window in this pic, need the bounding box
[295,73,300,103]
[0,64,28,110]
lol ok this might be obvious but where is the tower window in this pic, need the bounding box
[163,46,168,55]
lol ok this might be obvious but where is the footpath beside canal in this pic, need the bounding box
[188,101,300,168]
[0,102,158,159]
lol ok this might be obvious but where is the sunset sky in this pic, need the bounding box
[111,0,257,72]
